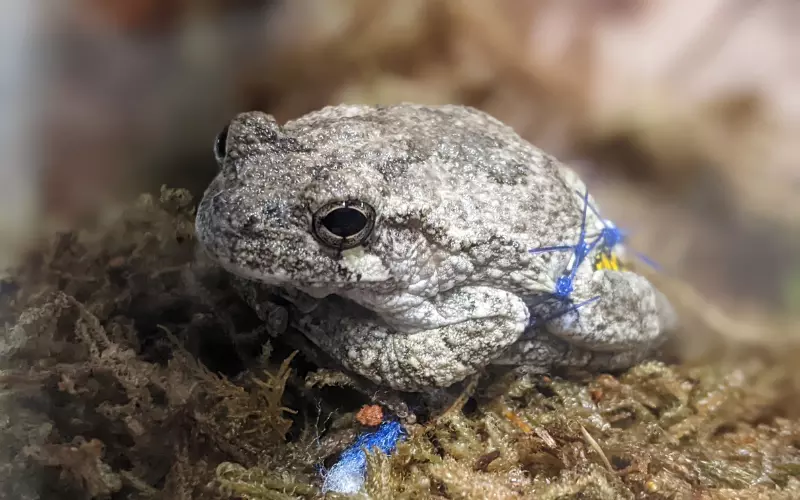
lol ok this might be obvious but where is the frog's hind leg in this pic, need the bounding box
[493,325,660,374]
[291,286,530,392]
[526,183,674,358]
[541,267,676,354]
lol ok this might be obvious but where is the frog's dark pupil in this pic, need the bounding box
[321,207,367,237]
[214,125,229,161]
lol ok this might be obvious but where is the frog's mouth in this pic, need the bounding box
[212,249,390,298]
[215,258,296,287]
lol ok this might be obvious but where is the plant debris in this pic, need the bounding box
[1,188,800,499]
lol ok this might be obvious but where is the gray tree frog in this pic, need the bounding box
[195,103,677,392]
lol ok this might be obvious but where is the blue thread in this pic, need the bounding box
[554,234,604,300]
[599,224,624,249]
[573,187,658,270]
[526,186,657,327]
[321,420,406,495]
[575,188,625,248]
[528,245,573,254]
[552,188,606,300]
[525,188,614,327]
[553,275,573,298]
[633,250,661,271]
[528,295,600,328]
[528,188,597,301]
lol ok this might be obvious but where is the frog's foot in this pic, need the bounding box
[493,329,657,374]
[292,286,529,392]
[537,269,677,354]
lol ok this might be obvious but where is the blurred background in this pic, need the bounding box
[2,0,799,359]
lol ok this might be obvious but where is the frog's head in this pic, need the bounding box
[195,110,411,295]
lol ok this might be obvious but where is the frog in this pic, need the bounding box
[195,103,677,392]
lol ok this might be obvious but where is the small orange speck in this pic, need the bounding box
[356,405,383,426]
[502,410,533,434]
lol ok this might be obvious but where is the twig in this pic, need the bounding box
[580,424,613,473]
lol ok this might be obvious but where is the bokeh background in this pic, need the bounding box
[2,0,799,359]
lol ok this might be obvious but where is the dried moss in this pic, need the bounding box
[2,188,800,499]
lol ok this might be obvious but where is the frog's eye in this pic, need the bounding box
[312,200,376,250]
[214,124,229,164]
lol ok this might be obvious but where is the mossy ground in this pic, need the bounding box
[1,189,799,499]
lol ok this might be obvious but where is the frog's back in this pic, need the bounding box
[285,103,586,254]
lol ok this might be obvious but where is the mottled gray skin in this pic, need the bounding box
[196,103,677,392]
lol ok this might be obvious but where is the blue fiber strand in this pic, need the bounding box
[572,187,658,270]
[554,275,573,298]
[528,245,573,254]
[553,190,601,300]
[321,420,406,495]
[599,225,624,249]
[556,190,590,296]
[529,295,600,327]
[527,185,660,328]
[634,251,661,271]
[573,187,625,250]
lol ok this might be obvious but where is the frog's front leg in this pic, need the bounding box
[293,286,529,392]
[540,267,677,353]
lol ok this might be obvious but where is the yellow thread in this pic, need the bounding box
[594,250,626,271]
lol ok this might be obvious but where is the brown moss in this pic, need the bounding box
[2,188,800,499]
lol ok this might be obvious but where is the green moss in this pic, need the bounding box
[2,188,799,499]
